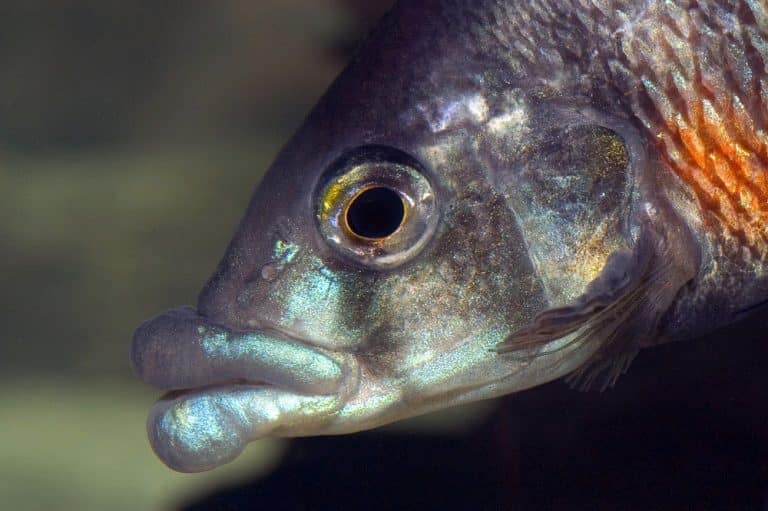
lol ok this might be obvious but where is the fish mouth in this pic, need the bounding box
[130,306,350,395]
[130,306,356,472]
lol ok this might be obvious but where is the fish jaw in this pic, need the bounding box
[146,385,344,472]
[130,306,360,472]
[130,304,597,472]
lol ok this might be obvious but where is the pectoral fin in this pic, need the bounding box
[497,223,696,391]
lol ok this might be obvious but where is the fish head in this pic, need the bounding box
[131,2,696,472]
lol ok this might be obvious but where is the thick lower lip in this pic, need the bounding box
[130,306,347,396]
[146,381,344,472]
[131,306,354,472]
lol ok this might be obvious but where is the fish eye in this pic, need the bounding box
[315,146,438,269]
[345,186,405,240]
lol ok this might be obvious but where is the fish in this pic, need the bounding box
[130,0,768,472]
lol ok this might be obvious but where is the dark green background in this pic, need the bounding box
[0,3,404,509]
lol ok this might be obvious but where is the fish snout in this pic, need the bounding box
[130,306,349,395]
[130,306,200,389]
[131,306,360,471]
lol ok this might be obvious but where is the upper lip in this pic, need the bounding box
[130,306,346,395]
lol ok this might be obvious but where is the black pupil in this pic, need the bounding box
[346,187,404,239]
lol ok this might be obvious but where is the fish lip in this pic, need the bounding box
[146,380,350,473]
[130,305,353,396]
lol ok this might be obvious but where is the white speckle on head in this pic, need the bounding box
[487,108,526,135]
[486,90,529,142]
[466,94,489,122]
[644,201,658,218]
[423,93,489,133]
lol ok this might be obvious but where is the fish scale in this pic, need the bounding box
[610,0,768,249]
[481,0,768,247]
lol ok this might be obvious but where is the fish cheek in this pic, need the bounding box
[237,245,378,350]
[357,181,547,384]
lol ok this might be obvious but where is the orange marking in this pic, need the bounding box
[654,94,768,245]
[678,123,707,170]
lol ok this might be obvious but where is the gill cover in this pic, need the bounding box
[490,104,698,389]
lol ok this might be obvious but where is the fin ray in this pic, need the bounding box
[497,223,696,391]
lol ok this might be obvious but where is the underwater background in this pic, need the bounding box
[4,2,768,510]
[0,2,392,509]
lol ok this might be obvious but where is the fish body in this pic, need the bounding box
[131,0,768,472]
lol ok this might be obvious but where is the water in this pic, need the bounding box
[3,2,768,510]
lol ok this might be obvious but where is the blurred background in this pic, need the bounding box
[0,2,394,510]
[5,2,768,511]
